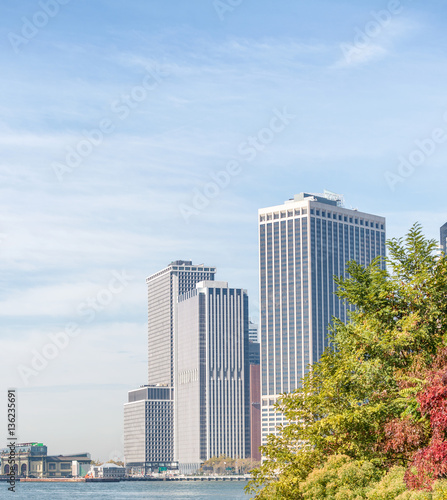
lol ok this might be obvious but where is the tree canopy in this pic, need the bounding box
[246,224,447,499]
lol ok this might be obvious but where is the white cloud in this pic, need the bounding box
[334,16,419,68]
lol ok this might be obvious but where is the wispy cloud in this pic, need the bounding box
[334,15,419,68]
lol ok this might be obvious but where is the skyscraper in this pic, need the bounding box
[146,261,216,386]
[176,281,250,473]
[124,261,216,472]
[441,223,447,254]
[124,385,175,475]
[258,192,386,442]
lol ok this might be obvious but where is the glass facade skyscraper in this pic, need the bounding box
[258,192,386,442]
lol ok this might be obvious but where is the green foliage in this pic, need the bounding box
[247,224,447,499]
[366,466,410,499]
[432,480,447,500]
[299,455,383,499]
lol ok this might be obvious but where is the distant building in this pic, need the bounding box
[250,364,261,462]
[146,261,216,387]
[259,192,386,443]
[124,385,177,475]
[0,443,90,478]
[176,281,250,473]
[441,223,447,254]
[248,321,260,365]
[72,460,91,478]
[249,341,260,366]
[249,321,258,343]
[89,463,126,479]
[248,321,261,460]
[124,261,216,473]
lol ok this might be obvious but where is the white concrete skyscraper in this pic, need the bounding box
[124,261,216,473]
[146,261,216,386]
[176,281,250,473]
[258,192,386,443]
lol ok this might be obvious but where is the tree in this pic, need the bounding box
[236,458,261,474]
[107,459,125,467]
[200,455,234,474]
[246,225,447,499]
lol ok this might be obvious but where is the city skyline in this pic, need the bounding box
[1,0,447,461]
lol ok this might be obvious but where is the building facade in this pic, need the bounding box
[176,281,250,473]
[146,261,216,387]
[248,321,260,365]
[89,463,126,478]
[249,321,258,343]
[250,364,261,462]
[124,385,176,474]
[124,261,216,472]
[258,192,386,443]
[0,443,91,478]
[441,222,447,254]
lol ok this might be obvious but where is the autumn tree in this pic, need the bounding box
[247,225,447,499]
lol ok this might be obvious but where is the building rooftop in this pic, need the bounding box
[288,191,344,207]
[146,261,216,282]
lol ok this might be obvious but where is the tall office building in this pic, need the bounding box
[441,223,447,254]
[176,281,250,473]
[124,385,175,475]
[124,261,216,472]
[258,192,386,443]
[146,261,216,386]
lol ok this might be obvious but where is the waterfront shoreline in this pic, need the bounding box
[15,475,250,483]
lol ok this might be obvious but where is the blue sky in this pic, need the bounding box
[1,0,447,461]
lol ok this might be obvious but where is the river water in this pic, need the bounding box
[5,480,253,499]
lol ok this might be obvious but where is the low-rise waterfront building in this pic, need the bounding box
[0,442,91,478]
[89,462,126,478]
